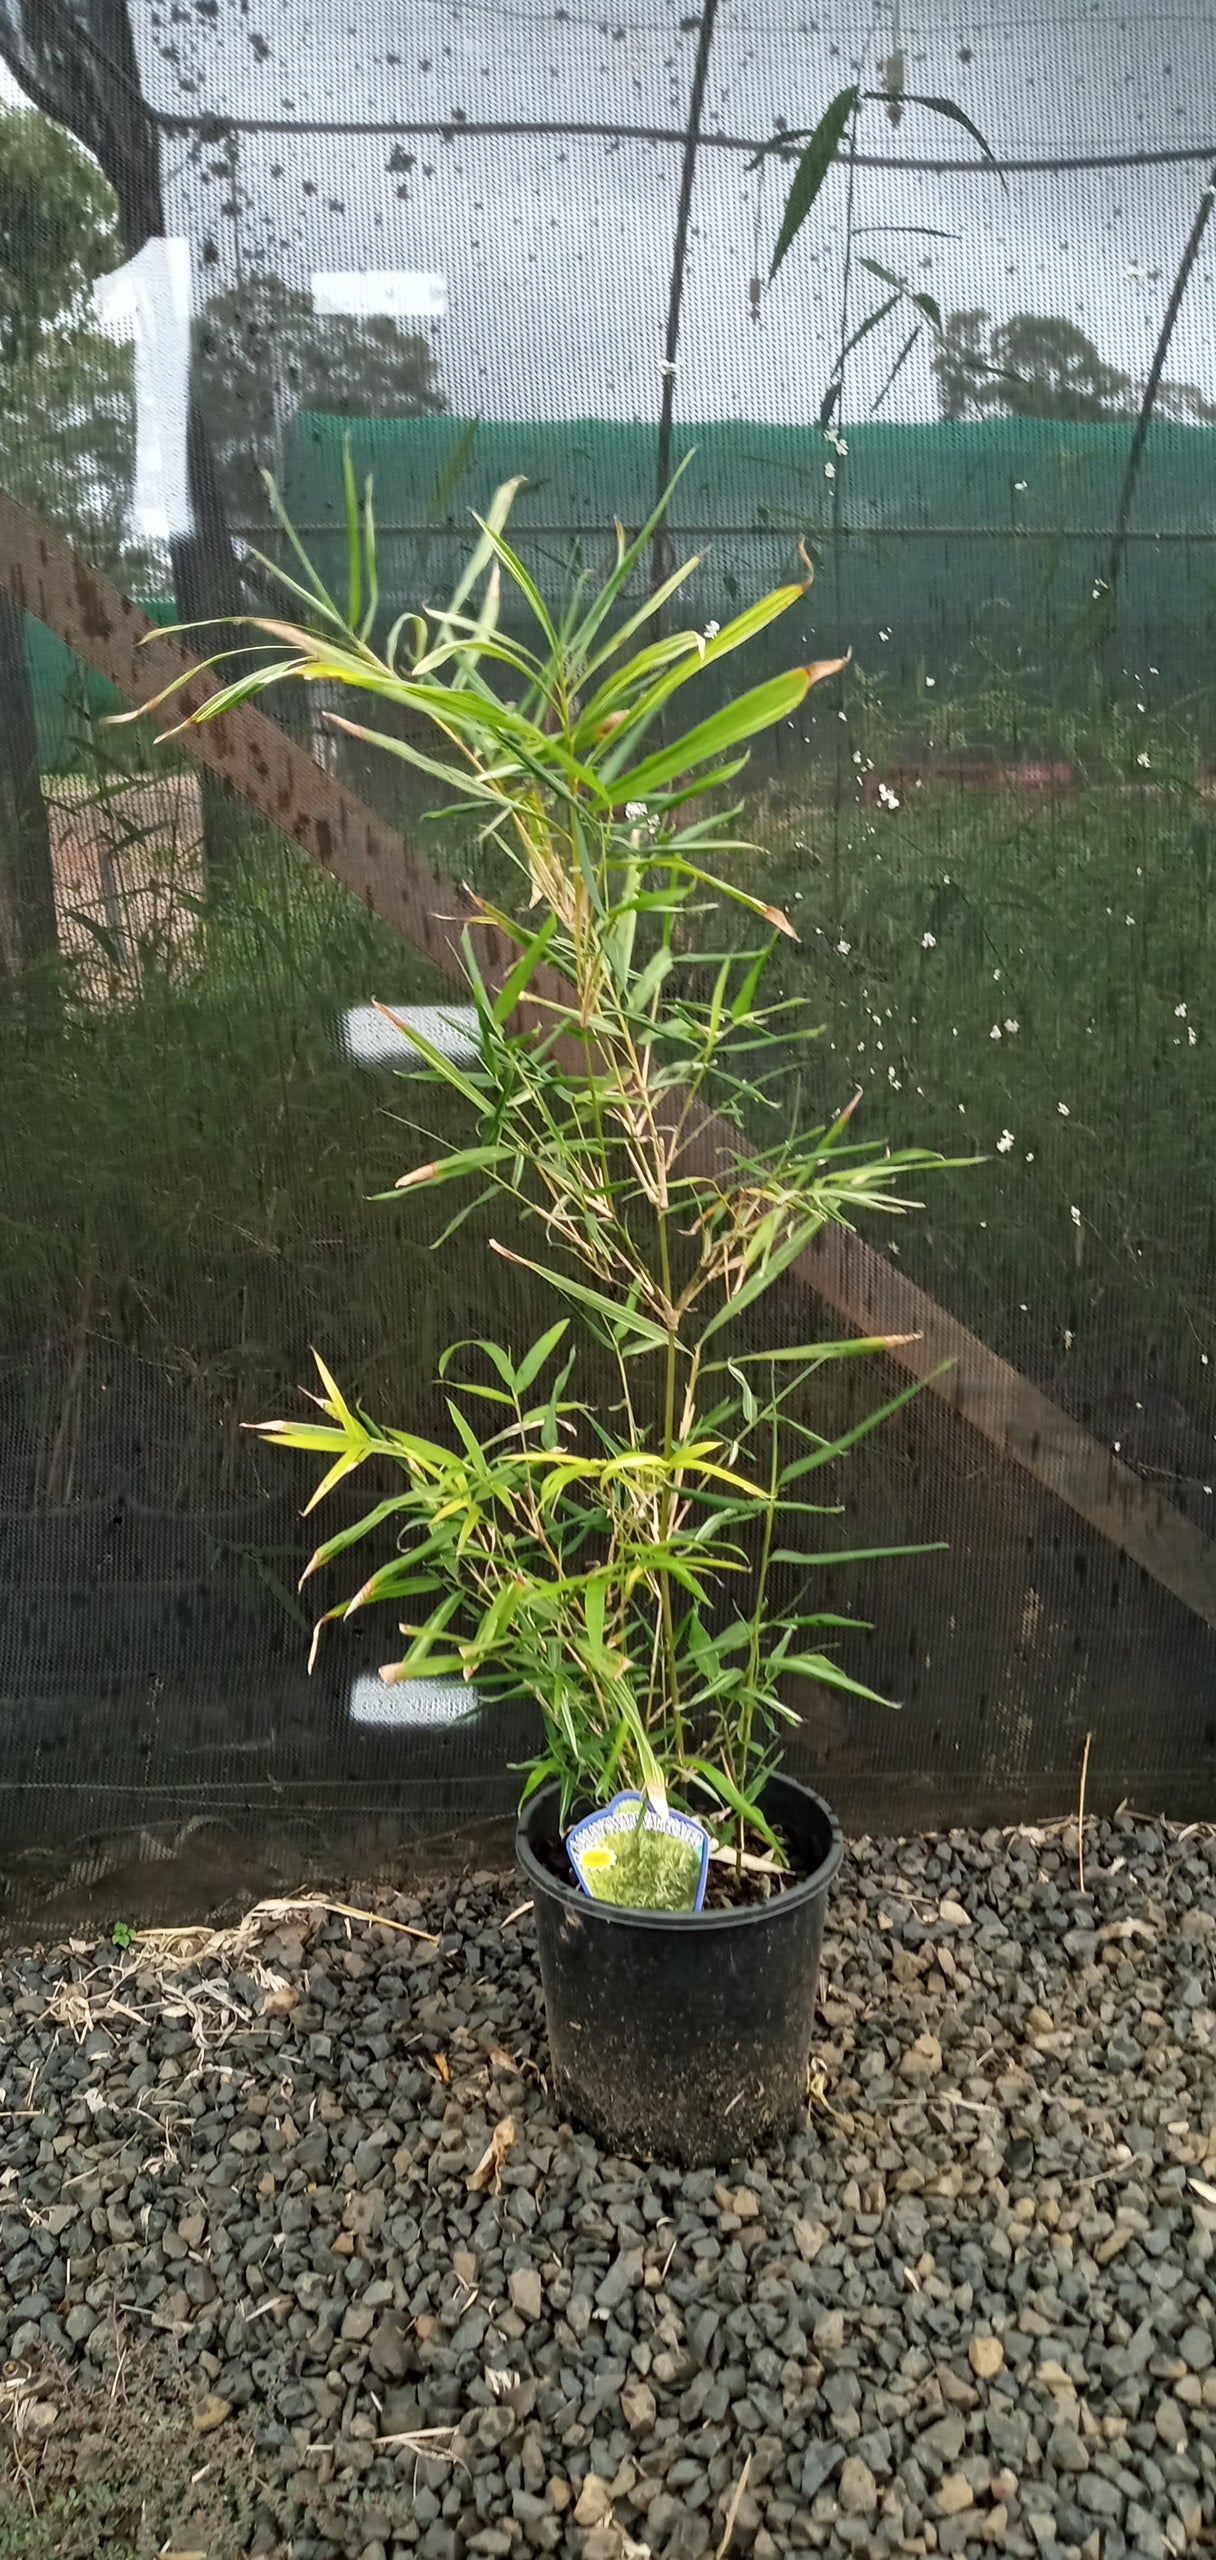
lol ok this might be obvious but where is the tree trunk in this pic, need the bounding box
[167,390,253,873]
[0,587,58,982]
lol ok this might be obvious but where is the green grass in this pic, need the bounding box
[0,829,490,1496]
[747,763,1216,1431]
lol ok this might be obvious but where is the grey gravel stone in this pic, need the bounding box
[0,1817,1212,2560]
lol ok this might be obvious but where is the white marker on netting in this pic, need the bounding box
[93,239,194,541]
[348,1674,475,1729]
[312,271,446,320]
[341,1004,481,1069]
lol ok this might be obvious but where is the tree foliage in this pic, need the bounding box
[194,275,445,537]
[0,106,143,576]
[0,104,120,358]
[934,308,1216,426]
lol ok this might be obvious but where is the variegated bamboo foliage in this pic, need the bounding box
[142,458,953,1855]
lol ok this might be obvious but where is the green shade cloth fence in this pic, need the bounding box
[280,414,1216,692]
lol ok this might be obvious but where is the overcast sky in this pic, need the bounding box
[7,1,1216,425]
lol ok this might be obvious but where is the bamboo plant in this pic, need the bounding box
[143,459,951,1861]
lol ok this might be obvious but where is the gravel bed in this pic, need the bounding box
[1,1810,1214,2560]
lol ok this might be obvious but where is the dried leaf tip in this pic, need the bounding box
[804,648,852,687]
[761,901,800,942]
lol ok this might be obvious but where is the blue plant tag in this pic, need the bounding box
[566,1791,711,1912]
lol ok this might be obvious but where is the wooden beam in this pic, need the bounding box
[0,490,513,992]
[4,490,1215,1633]
[804,1226,1216,1631]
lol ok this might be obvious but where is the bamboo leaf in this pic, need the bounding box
[468,517,559,649]
[373,1003,485,1106]
[780,1651,899,1708]
[911,93,1007,187]
[426,416,480,523]
[859,257,944,334]
[260,467,343,621]
[584,579,810,756]
[360,473,380,641]
[770,1541,947,1566]
[698,1210,834,1342]
[687,1758,783,1852]
[779,1369,939,1481]
[342,435,362,632]
[608,663,845,804]
[322,714,500,805]
[768,87,859,280]
[491,909,559,1024]
[515,1319,571,1394]
[300,1447,370,1515]
[487,1241,670,1352]
[301,1494,416,1584]
[439,474,525,624]
[389,1146,507,1196]
[567,448,697,659]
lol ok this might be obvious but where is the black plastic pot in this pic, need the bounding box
[516,1771,843,2166]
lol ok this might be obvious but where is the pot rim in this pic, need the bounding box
[516,1770,844,1934]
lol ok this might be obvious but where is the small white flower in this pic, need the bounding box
[1175,1002,1188,1019]
[878,782,901,809]
[996,1129,1015,1153]
[836,938,851,956]
[1203,1354,1210,1366]
[659,357,678,377]
[625,801,648,821]
[702,618,720,639]
[1058,1101,1070,1116]
[921,931,936,949]
[824,461,836,480]
[1005,1018,1020,1034]
[925,675,936,688]
[1137,751,1150,768]
[1189,1024,1198,1045]
[879,627,891,641]
[1014,479,1028,492]
[1064,1327,1073,1350]
[1026,1151,1035,1162]
[1070,1205,1082,1227]
[990,1024,1002,1040]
